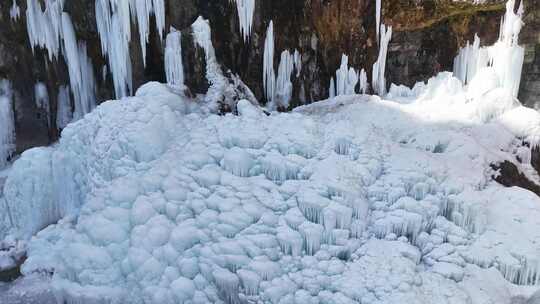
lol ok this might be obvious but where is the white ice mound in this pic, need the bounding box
[3,78,540,303]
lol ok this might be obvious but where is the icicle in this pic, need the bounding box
[359,68,368,94]
[263,21,275,104]
[294,49,302,77]
[10,0,20,21]
[372,24,392,96]
[231,0,255,42]
[164,27,185,87]
[376,0,381,41]
[56,85,72,130]
[152,0,166,41]
[0,80,15,169]
[329,77,335,99]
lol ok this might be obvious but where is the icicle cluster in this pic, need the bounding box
[25,0,64,60]
[453,0,525,98]
[231,0,255,42]
[56,85,72,130]
[165,27,185,88]
[62,15,96,120]
[372,24,392,96]
[328,55,367,98]
[262,21,301,109]
[376,0,381,40]
[24,1,96,122]
[10,0,20,21]
[0,80,15,169]
[95,0,165,98]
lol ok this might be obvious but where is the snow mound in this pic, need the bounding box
[2,79,540,303]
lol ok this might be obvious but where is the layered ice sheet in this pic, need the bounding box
[1,69,540,302]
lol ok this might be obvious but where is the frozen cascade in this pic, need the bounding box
[0,80,15,169]
[452,0,524,98]
[10,0,20,21]
[372,24,392,96]
[263,21,275,104]
[192,17,234,111]
[56,85,72,130]
[334,54,359,96]
[272,50,294,110]
[164,27,185,88]
[231,0,255,42]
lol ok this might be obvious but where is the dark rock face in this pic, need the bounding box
[0,0,538,153]
[491,161,540,197]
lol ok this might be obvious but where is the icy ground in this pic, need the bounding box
[2,73,540,303]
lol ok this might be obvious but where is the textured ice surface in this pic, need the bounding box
[0,80,15,169]
[1,72,540,302]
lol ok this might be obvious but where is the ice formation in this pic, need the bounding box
[453,0,524,98]
[334,54,358,96]
[2,71,540,302]
[263,21,275,103]
[1,1,540,303]
[271,50,294,110]
[165,27,185,88]
[372,24,392,96]
[10,0,20,21]
[359,68,368,94]
[0,80,15,169]
[231,0,255,42]
[56,85,72,130]
[376,0,381,40]
[34,82,49,113]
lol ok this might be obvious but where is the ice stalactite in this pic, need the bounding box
[10,0,20,21]
[0,80,15,169]
[231,0,255,42]
[372,24,392,96]
[61,15,96,120]
[334,54,359,96]
[329,77,335,98]
[359,68,368,94]
[165,27,185,88]
[452,0,525,98]
[376,0,381,40]
[56,85,72,130]
[263,21,275,104]
[152,0,166,41]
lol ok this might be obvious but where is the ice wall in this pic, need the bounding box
[0,80,15,169]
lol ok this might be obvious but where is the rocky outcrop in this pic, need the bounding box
[0,0,538,153]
